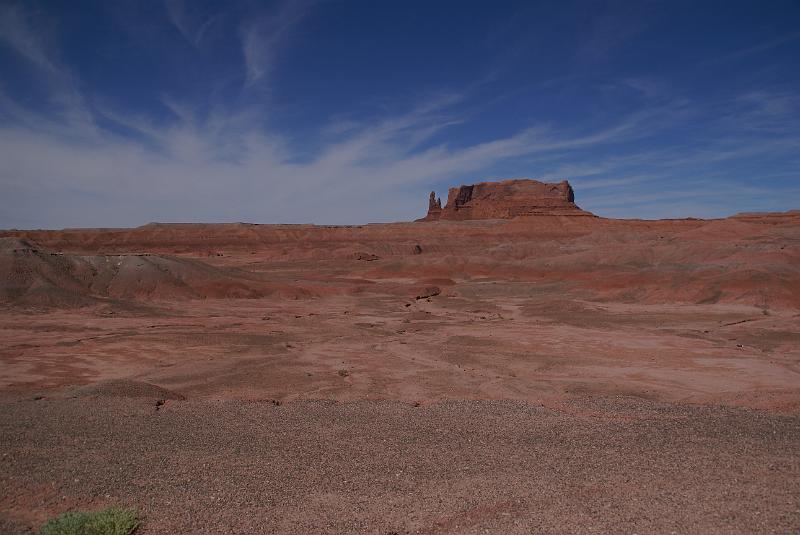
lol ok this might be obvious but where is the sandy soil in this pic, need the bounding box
[2,398,798,534]
[1,213,799,533]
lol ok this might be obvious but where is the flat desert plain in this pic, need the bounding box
[1,211,800,533]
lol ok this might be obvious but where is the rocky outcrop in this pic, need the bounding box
[419,179,593,221]
[418,192,442,221]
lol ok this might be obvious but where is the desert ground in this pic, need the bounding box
[1,211,800,533]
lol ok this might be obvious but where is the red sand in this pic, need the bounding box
[1,211,799,533]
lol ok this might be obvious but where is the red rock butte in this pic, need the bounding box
[419,178,593,221]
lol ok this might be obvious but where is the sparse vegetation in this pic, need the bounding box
[39,507,138,535]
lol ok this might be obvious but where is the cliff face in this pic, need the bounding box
[420,179,593,221]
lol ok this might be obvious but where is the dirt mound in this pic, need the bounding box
[0,239,274,307]
[414,286,441,300]
[97,255,266,300]
[0,237,38,253]
[0,238,101,307]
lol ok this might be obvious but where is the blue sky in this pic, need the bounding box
[1,0,799,227]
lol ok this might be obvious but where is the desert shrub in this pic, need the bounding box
[39,507,138,535]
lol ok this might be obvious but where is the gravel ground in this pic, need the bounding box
[1,396,798,534]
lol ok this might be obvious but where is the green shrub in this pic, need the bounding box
[39,507,138,535]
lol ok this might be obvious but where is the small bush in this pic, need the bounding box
[39,507,139,535]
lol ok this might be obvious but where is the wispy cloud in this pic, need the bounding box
[576,2,650,62]
[2,74,798,227]
[0,81,679,228]
[0,4,58,73]
[0,3,90,128]
[704,31,800,65]
[164,0,218,46]
[725,90,800,134]
[240,0,313,87]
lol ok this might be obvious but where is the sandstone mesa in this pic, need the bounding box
[418,178,594,221]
